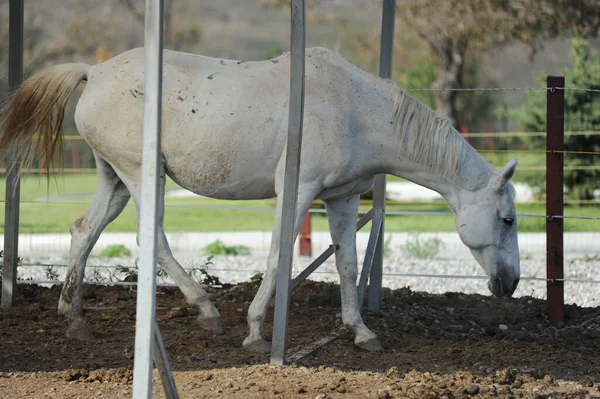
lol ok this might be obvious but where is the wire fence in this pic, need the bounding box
[3,199,600,220]
[2,82,599,307]
[405,86,600,93]
[15,262,600,285]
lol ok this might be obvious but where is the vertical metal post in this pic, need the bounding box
[270,0,306,366]
[358,211,383,303]
[546,76,565,322]
[368,0,395,311]
[1,0,24,310]
[132,0,165,397]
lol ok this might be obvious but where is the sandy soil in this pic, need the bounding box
[1,281,599,398]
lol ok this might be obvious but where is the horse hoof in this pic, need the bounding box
[66,318,95,341]
[198,316,225,335]
[355,337,383,352]
[242,337,272,354]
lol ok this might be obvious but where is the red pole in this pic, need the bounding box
[460,123,469,143]
[487,121,495,151]
[299,212,312,257]
[546,76,565,322]
[72,146,80,173]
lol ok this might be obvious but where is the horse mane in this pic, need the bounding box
[302,48,468,181]
[390,89,465,180]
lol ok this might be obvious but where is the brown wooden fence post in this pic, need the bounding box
[299,212,312,257]
[546,75,565,322]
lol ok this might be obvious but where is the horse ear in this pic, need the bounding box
[493,159,518,190]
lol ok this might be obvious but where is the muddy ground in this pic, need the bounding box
[1,280,599,398]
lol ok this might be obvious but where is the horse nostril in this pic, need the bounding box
[512,278,520,293]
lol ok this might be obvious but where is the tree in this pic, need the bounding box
[398,0,600,127]
[259,0,336,25]
[260,1,600,128]
[120,0,201,51]
[510,38,600,201]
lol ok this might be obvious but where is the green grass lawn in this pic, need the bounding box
[1,172,598,234]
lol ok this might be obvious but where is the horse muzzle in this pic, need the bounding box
[488,275,520,298]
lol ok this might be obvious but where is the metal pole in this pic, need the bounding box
[153,322,179,399]
[378,0,396,80]
[1,0,24,310]
[132,0,165,396]
[270,0,306,366]
[290,209,374,292]
[546,76,565,322]
[368,0,395,311]
[358,211,383,303]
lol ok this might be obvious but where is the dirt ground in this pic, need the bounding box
[1,280,599,399]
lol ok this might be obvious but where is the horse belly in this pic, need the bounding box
[164,153,278,200]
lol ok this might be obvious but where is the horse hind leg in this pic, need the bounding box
[119,160,225,334]
[156,232,224,333]
[58,153,131,341]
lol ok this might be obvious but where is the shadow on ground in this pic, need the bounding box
[1,281,599,397]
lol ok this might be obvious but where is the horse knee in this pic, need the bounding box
[342,267,358,283]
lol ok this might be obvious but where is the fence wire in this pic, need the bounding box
[468,131,600,138]
[15,270,600,286]
[405,86,600,94]
[3,82,600,295]
[8,165,600,173]
[3,199,599,221]
[3,78,598,93]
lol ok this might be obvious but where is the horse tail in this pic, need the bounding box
[0,63,90,182]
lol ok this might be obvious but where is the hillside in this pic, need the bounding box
[1,1,598,126]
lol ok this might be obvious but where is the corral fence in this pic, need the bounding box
[5,1,597,396]
[2,1,600,333]
[2,76,600,323]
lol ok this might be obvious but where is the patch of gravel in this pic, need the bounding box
[15,250,600,308]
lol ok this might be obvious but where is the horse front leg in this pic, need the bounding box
[324,194,383,351]
[242,186,318,353]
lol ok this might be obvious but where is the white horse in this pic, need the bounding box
[0,47,520,352]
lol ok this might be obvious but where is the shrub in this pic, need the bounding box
[188,256,222,286]
[202,240,250,256]
[402,234,445,260]
[99,244,132,258]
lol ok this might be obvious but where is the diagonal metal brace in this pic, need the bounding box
[357,209,384,306]
[153,321,179,399]
[289,208,374,292]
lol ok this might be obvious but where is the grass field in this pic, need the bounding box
[0,171,598,234]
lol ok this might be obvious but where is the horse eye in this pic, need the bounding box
[502,218,514,226]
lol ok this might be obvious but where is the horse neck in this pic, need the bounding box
[378,132,495,212]
[358,84,496,211]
